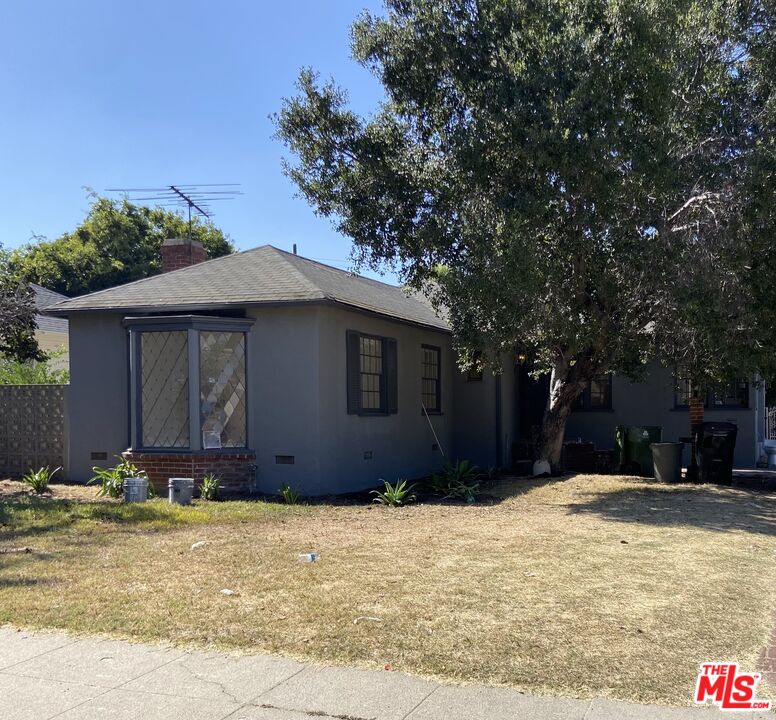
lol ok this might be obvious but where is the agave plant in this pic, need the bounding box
[430,460,481,502]
[371,479,416,506]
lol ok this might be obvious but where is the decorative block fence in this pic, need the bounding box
[0,384,67,478]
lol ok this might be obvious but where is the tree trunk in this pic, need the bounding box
[534,355,591,475]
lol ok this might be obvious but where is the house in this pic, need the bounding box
[45,238,511,494]
[32,284,69,369]
[44,238,763,494]
[564,367,766,470]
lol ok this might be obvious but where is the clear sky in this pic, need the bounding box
[0,0,394,279]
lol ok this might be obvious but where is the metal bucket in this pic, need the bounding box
[168,477,194,505]
[124,477,148,503]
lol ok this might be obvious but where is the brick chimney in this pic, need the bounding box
[160,237,208,273]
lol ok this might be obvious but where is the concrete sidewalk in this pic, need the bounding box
[0,627,770,720]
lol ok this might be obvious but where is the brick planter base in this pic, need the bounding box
[122,450,257,497]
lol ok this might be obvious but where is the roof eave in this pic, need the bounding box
[43,297,451,333]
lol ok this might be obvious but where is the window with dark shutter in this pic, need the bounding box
[346,331,398,415]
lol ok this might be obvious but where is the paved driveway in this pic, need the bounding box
[0,627,769,720]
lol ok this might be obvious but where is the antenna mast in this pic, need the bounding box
[106,183,242,252]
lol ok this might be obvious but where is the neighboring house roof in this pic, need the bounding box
[31,283,69,334]
[44,245,450,332]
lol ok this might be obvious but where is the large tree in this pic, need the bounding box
[0,244,42,363]
[11,195,234,297]
[277,0,776,471]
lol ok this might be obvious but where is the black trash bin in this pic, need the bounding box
[696,421,737,485]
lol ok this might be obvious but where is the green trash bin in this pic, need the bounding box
[650,442,684,483]
[614,425,663,476]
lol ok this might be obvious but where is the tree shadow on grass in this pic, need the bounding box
[568,482,776,536]
[0,547,60,590]
[0,497,195,545]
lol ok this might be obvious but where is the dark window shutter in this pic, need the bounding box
[346,331,361,414]
[385,338,398,414]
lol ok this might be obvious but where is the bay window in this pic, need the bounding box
[127,316,251,451]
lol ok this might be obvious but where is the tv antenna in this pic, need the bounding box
[105,184,242,240]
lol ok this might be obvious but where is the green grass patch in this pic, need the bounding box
[0,495,309,539]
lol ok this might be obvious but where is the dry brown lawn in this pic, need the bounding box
[1,474,776,706]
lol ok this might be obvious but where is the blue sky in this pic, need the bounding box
[0,0,395,279]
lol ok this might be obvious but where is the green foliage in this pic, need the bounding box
[90,457,149,500]
[430,460,480,502]
[371,479,416,506]
[200,473,221,501]
[277,0,776,468]
[11,194,234,297]
[0,243,41,363]
[279,483,300,505]
[21,465,60,494]
[0,348,69,385]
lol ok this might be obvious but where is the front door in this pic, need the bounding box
[517,364,549,442]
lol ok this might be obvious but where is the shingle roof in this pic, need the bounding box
[44,245,449,332]
[32,284,69,333]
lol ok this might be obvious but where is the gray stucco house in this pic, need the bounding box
[46,239,765,495]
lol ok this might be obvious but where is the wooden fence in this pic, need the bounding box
[0,385,67,478]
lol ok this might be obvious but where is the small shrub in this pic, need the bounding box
[371,479,416,506]
[279,483,300,505]
[430,460,481,502]
[90,457,149,499]
[22,465,60,494]
[0,348,70,385]
[200,473,221,501]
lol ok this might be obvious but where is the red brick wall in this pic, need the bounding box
[122,451,256,497]
[689,395,705,432]
[160,238,208,273]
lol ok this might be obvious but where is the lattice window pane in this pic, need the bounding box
[710,378,749,408]
[141,331,189,448]
[589,376,611,408]
[421,346,440,411]
[359,335,383,410]
[675,370,693,407]
[200,331,247,448]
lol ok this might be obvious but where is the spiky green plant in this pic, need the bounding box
[21,465,60,494]
[200,473,221,501]
[279,483,300,505]
[371,479,416,506]
[90,457,149,499]
[430,460,481,502]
